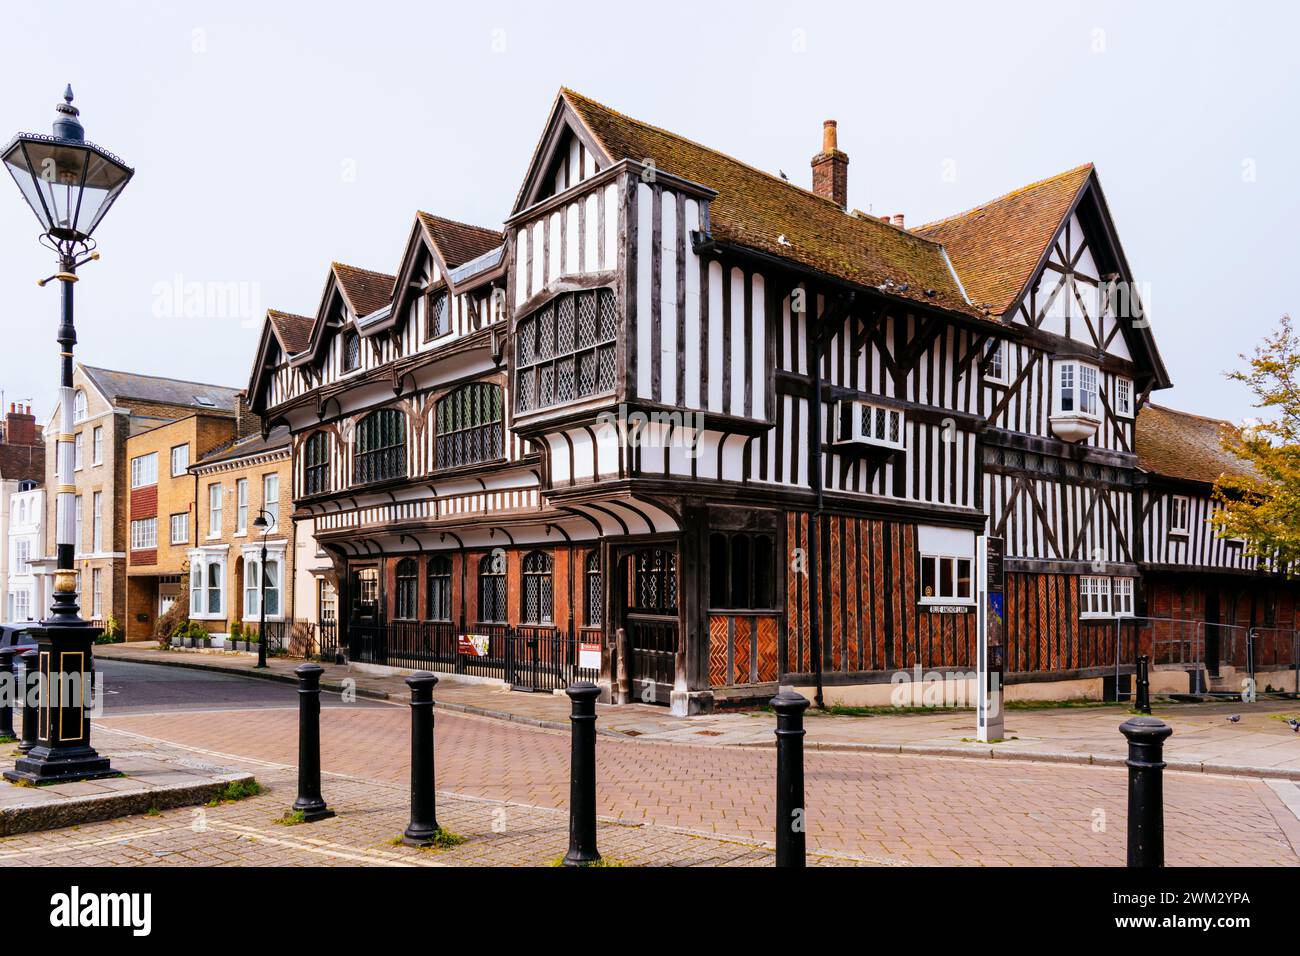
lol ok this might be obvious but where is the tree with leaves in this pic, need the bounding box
[1212,314,1300,571]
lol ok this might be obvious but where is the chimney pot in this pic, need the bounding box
[893,213,905,228]
[822,119,838,153]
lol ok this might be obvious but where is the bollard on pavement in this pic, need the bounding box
[562,680,601,866]
[18,648,38,754]
[771,688,810,867]
[291,663,335,822]
[1119,715,1172,867]
[0,648,17,740]
[402,671,439,846]
[1135,655,1151,715]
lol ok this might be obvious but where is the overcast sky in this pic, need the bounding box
[1,0,1295,425]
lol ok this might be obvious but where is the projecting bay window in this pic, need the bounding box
[435,383,503,470]
[188,549,228,619]
[242,547,284,621]
[833,399,905,451]
[353,409,407,485]
[919,554,973,605]
[1080,575,1135,619]
[1050,359,1101,443]
[514,287,617,413]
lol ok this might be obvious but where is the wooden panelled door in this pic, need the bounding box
[617,546,679,705]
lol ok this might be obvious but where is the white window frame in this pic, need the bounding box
[91,568,102,620]
[92,491,103,553]
[918,553,975,605]
[130,517,157,550]
[241,542,286,622]
[985,340,1009,385]
[1170,495,1190,535]
[74,432,84,470]
[1080,575,1135,619]
[92,425,103,465]
[73,390,87,423]
[1115,377,1134,418]
[14,539,29,574]
[170,443,190,477]
[170,512,189,545]
[74,494,83,555]
[130,452,158,489]
[208,483,223,538]
[1054,360,1100,419]
[263,473,279,531]
[236,478,248,534]
[188,548,228,619]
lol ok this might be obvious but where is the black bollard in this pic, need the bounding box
[0,648,17,740]
[772,688,810,867]
[291,663,334,822]
[1119,716,1172,867]
[1135,655,1151,715]
[562,680,601,866]
[402,671,439,846]
[18,649,39,754]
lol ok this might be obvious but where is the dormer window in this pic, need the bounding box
[342,330,361,372]
[425,290,449,340]
[1050,359,1100,443]
[833,399,906,450]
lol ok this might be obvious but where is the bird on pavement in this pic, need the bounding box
[1227,714,1241,723]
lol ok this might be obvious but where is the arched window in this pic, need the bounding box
[427,555,452,622]
[303,432,331,496]
[584,551,602,626]
[478,552,506,623]
[514,287,617,413]
[395,558,418,619]
[522,551,553,625]
[342,330,361,371]
[435,383,503,470]
[73,389,87,422]
[353,409,406,485]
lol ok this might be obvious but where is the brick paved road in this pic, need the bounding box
[101,702,1300,866]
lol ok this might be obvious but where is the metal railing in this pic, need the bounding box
[347,620,598,692]
[1123,615,1300,696]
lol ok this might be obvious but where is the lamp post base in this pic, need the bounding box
[2,620,113,786]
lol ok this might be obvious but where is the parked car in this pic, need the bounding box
[0,624,36,651]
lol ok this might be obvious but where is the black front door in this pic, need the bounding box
[1205,592,1221,677]
[618,547,679,705]
[349,566,381,661]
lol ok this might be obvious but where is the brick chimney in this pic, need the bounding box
[811,120,849,210]
[235,391,262,440]
[5,403,37,446]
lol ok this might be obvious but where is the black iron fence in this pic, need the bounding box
[347,620,599,692]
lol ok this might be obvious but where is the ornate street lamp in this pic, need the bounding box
[2,87,133,784]
[252,510,273,670]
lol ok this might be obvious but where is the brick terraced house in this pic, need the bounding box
[44,366,242,630]
[246,90,1296,711]
[123,411,239,638]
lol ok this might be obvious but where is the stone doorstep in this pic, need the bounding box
[0,771,255,837]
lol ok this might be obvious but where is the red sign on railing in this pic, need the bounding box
[458,633,490,657]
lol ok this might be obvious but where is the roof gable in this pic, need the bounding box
[331,261,395,319]
[554,89,980,320]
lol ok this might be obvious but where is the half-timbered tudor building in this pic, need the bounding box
[248,89,1294,712]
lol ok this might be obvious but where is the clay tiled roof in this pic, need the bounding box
[266,310,314,357]
[1136,403,1255,486]
[560,89,982,320]
[914,164,1093,317]
[331,262,395,319]
[416,213,502,270]
[195,425,291,467]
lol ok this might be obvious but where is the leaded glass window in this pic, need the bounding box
[435,383,503,470]
[304,432,330,496]
[353,409,406,485]
[522,551,553,625]
[515,288,618,413]
[478,553,507,623]
[427,556,452,622]
[584,551,602,626]
[395,558,418,619]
